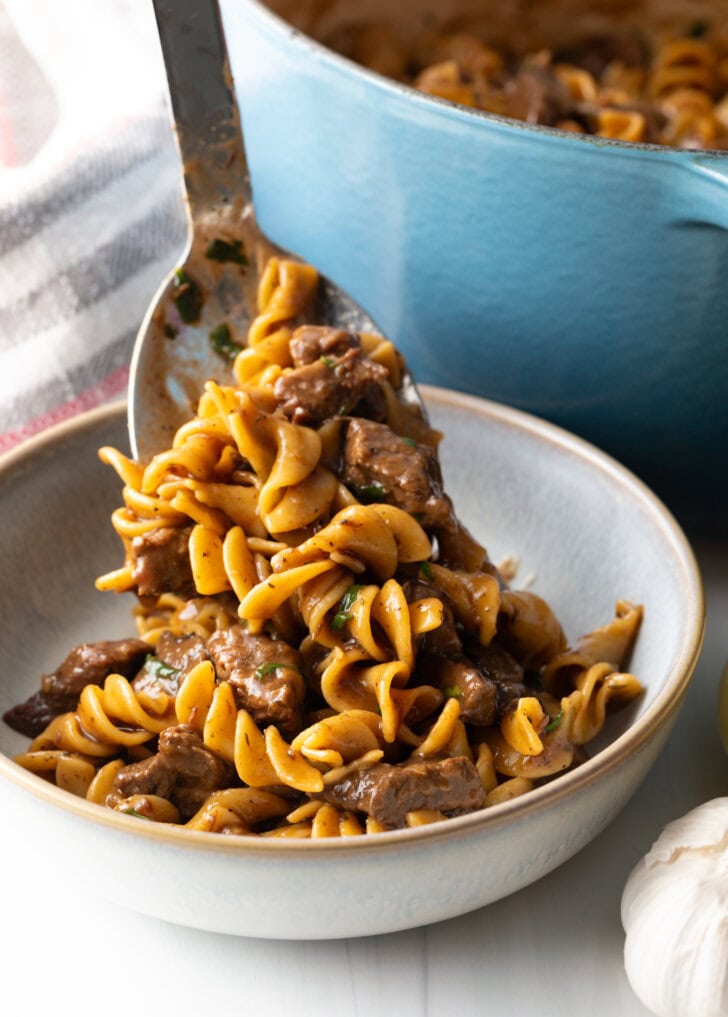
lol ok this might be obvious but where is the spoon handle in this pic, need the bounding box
[152,0,252,226]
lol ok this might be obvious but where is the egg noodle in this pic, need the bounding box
[6,256,643,837]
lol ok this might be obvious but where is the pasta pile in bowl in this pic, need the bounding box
[5,257,643,836]
[0,257,703,935]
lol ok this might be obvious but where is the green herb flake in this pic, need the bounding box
[254,661,300,681]
[544,709,563,734]
[355,483,387,503]
[205,237,249,266]
[419,561,433,580]
[402,437,417,448]
[443,685,462,699]
[171,268,204,323]
[332,584,364,630]
[121,807,151,820]
[143,655,180,679]
[320,355,336,368]
[209,323,243,360]
[331,611,351,630]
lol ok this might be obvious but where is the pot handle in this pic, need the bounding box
[680,155,728,229]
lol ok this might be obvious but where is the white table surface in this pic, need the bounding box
[1,536,725,1017]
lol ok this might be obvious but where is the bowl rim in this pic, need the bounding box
[0,391,705,856]
[238,0,728,161]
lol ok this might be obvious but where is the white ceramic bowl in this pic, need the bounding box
[0,391,703,939]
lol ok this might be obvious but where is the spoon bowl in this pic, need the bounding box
[129,0,390,461]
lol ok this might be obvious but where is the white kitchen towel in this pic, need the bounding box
[0,0,187,452]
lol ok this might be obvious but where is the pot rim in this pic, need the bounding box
[237,0,728,161]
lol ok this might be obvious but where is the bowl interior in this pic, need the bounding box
[0,407,135,758]
[0,393,701,774]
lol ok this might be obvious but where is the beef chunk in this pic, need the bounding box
[435,516,489,572]
[206,625,305,739]
[4,637,150,738]
[130,525,196,599]
[555,31,650,78]
[504,57,574,125]
[341,418,454,530]
[468,640,525,688]
[274,347,388,426]
[417,641,526,726]
[320,756,485,826]
[3,690,79,739]
[156,631,209,675]
[111,724,233,820]
[467,640,527,715]
[133,632,209,697]
[41,638,150,698]
[422,655,499,726]
[289,325,360,367]
[403,578,461,657]
[5,638,149,738]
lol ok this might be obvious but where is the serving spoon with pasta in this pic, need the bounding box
[129,0,422,462]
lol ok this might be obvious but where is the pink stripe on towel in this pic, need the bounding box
[0,364,129,454]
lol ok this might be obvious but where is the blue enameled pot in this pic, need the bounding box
[220,0,728,526]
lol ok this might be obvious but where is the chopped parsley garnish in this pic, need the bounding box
[253,661,300,681]
[121,807,151,820]
[402,437,417,448]
[332,584,364,630]
[443,685,462,699]
[320,355,336,368]
[544,709,563,734]
[355,483,387,503]
[419,561,433,580]
[205,237,249,265]
[171,268,203,323]
[143,655,180,679]
[209,322,243,360]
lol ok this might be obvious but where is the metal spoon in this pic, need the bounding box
[129,0,420,462]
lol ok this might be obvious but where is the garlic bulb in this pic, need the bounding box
[621,798,728,1017]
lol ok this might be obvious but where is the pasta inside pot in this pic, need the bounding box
[269,0,728,149]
